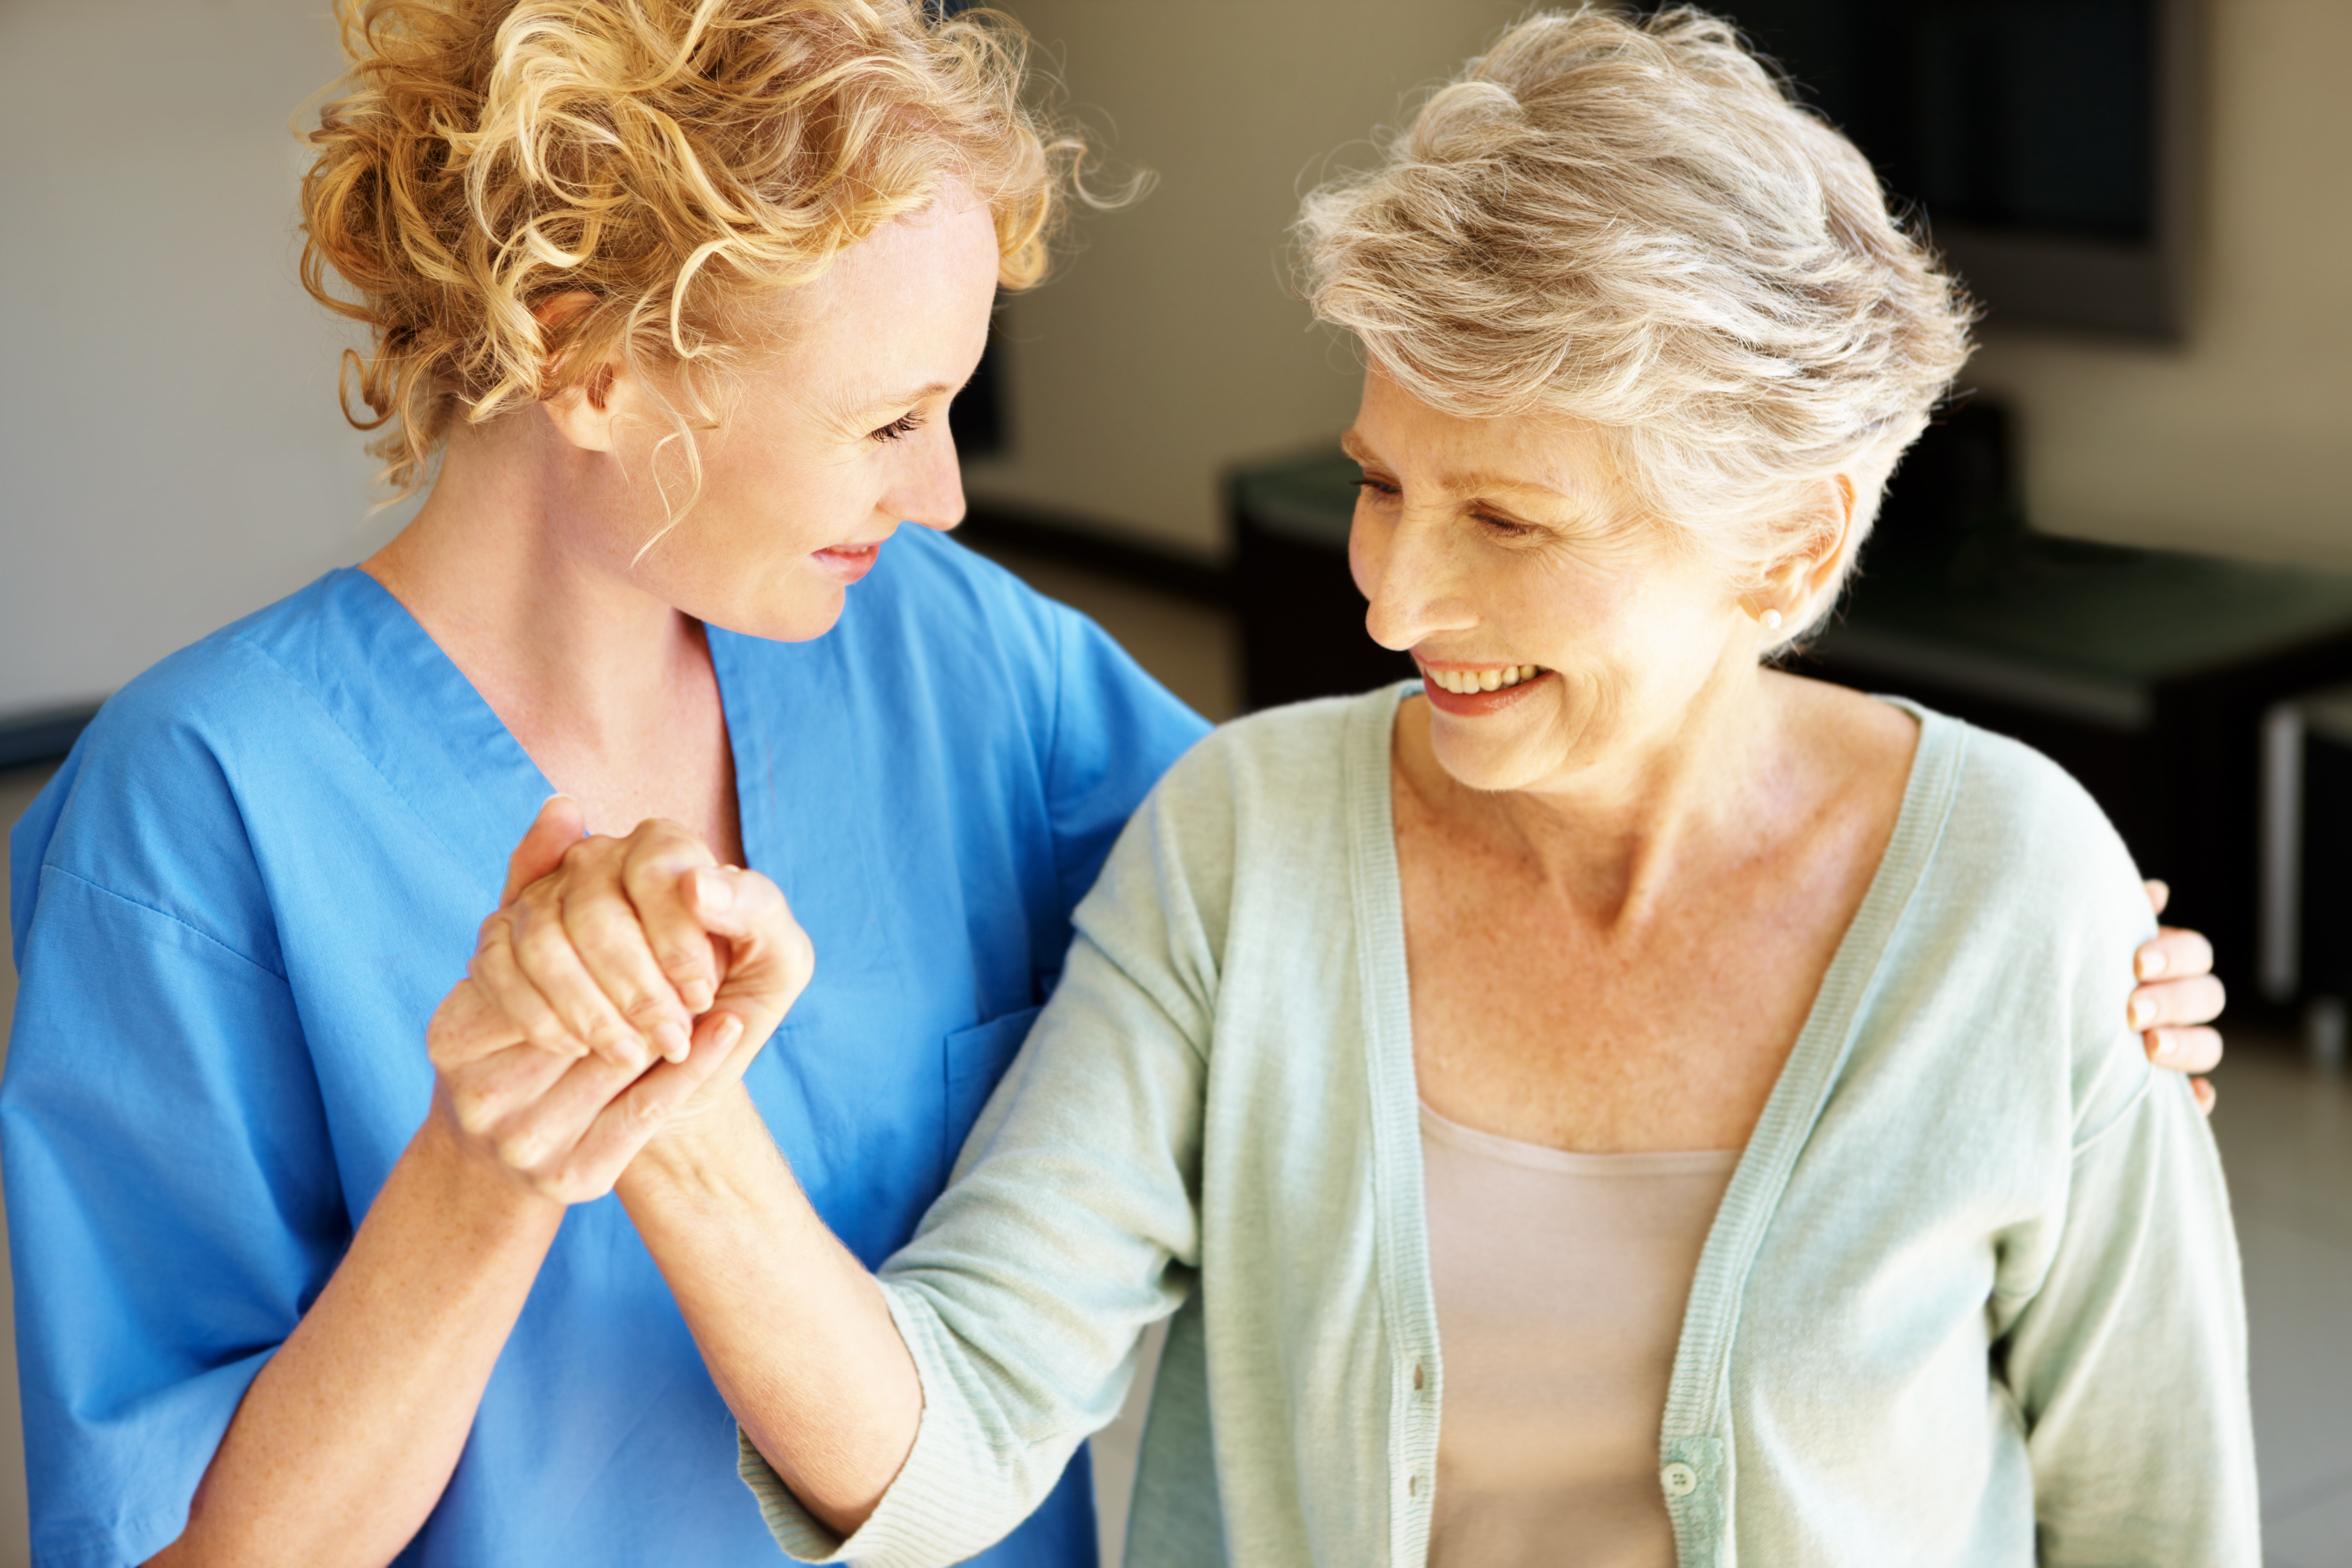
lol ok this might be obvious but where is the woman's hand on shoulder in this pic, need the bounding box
[424,798,815,1201]
[2134,879,2224,1115]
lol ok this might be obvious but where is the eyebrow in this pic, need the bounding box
[1340,429,1580,504]
[857,380,962,413]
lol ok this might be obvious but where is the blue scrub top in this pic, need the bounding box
[2,525,1209,1568]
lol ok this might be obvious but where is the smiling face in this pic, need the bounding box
[1346,369,1778,796]
[587,192,1004,642]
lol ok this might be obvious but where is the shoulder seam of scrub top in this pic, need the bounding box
[237,587,527,882]
[33,864,290,980]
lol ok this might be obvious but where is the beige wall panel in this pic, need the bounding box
[975,0,2352,569]
[966,0,1531,554]
[0,0,413,719]
[1967,0,2352,566]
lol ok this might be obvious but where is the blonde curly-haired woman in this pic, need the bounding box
[1,3,1200,1565]
[440,10,2258,1568]
[3,4,2227,1568]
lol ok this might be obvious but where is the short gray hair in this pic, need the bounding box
[1296,5,1975,635]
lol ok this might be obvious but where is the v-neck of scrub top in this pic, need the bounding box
[296,558,1130,1251]
[311,565,957,1248]
[1418,1098,1739,1568]
[300,567,564,891]
[325,566,777,889]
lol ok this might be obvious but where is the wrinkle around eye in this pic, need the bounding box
[1474,512,1537,538]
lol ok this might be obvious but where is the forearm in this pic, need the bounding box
[2011,1076,2258,1566]
[152,1103,564,1568]
[617,1086,922,1536]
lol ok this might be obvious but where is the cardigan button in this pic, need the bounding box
[1660,1461,1699,1498]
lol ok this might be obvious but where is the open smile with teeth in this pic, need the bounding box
[1420,663,1545,695]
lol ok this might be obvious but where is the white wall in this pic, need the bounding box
[0,0,412,723]
[965,0,1533,555]
[972,0,2352,567]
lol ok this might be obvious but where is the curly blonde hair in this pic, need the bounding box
[1297,5,1975,636]
[301,0,1074,509]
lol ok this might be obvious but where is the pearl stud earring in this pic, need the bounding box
[1760,608,1783,632]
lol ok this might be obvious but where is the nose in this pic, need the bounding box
[885,422,966,533]
[1354,505,1476,653]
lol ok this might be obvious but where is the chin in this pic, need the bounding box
[699,575,848,644]
[1426,719,1562,795]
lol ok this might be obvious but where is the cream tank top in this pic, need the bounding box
[1419,1101,1739,1568]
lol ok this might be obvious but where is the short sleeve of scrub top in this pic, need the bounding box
[2,524,1209,1568]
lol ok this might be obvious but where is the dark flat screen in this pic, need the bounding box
[1721,0,2157,243]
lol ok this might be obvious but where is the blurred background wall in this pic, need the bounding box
[2,0,2348,734]
[0,0,409,730]
[1964,0,2351,561]
[965,0,2352,565]
[955,0,1530,556]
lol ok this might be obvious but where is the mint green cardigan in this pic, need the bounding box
[745,687,2259,1567]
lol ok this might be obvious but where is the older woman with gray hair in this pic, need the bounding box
[450,8,2257,1565]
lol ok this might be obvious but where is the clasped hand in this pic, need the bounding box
[425,797,814,1202]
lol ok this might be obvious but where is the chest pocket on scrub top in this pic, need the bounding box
[943,1005,1043,1178]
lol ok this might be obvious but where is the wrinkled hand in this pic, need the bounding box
[2133,879,2223,1115]
[425,798,814,1201]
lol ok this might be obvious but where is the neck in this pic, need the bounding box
[1404,649,1783,928]
[362,417,711,784]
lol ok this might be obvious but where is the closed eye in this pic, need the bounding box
[869,410,925,443]
[1357,477,1534,539]
[1475,511,1535,539]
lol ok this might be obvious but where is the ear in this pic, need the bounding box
[1749,474,1859,624]
[533,292,633,455]
[1797,473,1860,603]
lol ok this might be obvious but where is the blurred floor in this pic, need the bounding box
[3,563,2348,1568]
[2207,1033,2352,1568]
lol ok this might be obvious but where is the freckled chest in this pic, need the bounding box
[1394,767,1890,1155]
[500,665,745,868]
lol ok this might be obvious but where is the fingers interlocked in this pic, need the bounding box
[428,977,748,1203]
[489,823,725,1071]
[425,808,813,1202]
